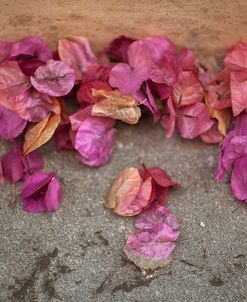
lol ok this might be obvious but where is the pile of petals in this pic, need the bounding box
[105,164,180,269]
[0,34,246,211]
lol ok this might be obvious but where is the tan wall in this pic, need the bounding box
[0,0,246,56]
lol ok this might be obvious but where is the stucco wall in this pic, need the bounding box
[0,0,246,55]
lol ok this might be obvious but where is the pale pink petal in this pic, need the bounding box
[230,71,247,116]
[0,61,31,112]
[58,37,96,81]
[172,71,203,107]
[124,224,176,269]
[176,102,214,139]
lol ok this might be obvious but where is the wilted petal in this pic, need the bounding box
[58,36,96,81]
[231,156,247,202]
[21,171,62,212]
[176,102,214,139]
[23,112,61,155]
[0,106,27,140]
[75,116,116,167]
[31,60,75,96]
[91,89,141,124]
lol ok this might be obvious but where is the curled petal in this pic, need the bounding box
[31,60,75,96]
[105,167,153,216]
[91,89,141,124]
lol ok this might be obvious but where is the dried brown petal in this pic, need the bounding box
[23,113,61,155]
[91,89,141,124]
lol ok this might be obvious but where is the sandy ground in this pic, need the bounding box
[0,117,246,302]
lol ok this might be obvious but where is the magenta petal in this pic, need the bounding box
[10,36,53,62]
[23,150,44,175]
[0,106,27,140]
[75,116,116,167]
[16,89,54,122]
[234,112,247,136]
[31,60,75,96]
[231,156,247,202]
[21,171,62,213]
[109,63,144,94]
[176,102,214,139]
[1,145,24,183]
[109,40,152,94]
